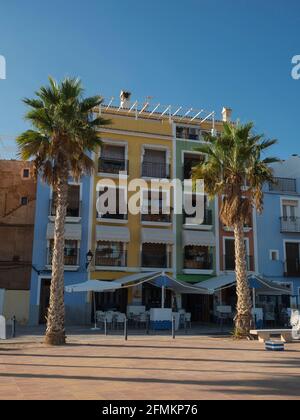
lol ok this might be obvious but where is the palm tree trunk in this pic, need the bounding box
[233,221,252,338]
[45,174,68,346]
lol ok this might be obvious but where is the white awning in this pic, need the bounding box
[65,280,122,293]
[194,274,235,292]
[141,228,174,245]
[183,230,215,247]
[96,225,130,243]
[46,223,82,240]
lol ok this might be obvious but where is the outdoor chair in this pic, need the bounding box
[138,313,148,329]
[185,313,192,328]
[105,313,114,329]
[116,313,126,329]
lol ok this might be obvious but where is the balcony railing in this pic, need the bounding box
[183,209,213,226]
[269,177,297,193]
[184,254,213,270]
[49,200,82,218]
[47,248,80,266]
[142,161,170,179]
[97,212,128,221]
[141,251,172,269]
[95,251,127,267]
[98,158,128,174]
[285,258,300,277]
[142,212,172,224]
[223,255,253,271]
[280,217,300,233]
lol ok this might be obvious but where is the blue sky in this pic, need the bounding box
[0,0,299,159]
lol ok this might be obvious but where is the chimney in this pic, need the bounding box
[120,91,131,109]
[222,107,232,122]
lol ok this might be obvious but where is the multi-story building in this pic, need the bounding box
[0,160,36,323]
[256,156,300,303]
[29,174,92,325]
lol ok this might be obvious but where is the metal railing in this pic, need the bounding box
[184,254,213,270]
[95,251,127,267]
[47,248,80,266]
[141,212,172,223]
[183,209,213,226]
[280,217,300,233]
[269,177,297,193]
[141,161,170,179]
[98,158,128,174]
[97,212,128,221]
[141,251,172,269]
[223,255,253,271]
[49,199,82,218]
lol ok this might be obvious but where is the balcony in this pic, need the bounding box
[95,251,127,268]
[141,251,172,269]
[47,248,80,267]
[98,158,128,175]
[184,254,213,270]
[269,178,297,193]
[49,200,82,219]
[223,255,253,271]
[284,258,300,277]
[142,212,172,224]
[141,161,170,179]
[183,209,213,227]
[280,217,300,233]
[98,212,128,222]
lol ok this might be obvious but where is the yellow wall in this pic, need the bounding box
[90,113,173,286]
[3,290,30,324]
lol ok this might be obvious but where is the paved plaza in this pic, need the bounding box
[0,327,300,400]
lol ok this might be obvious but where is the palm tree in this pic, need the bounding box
[17,77,110,345]
[193,122,279,337]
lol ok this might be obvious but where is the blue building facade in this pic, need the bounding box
[29,175,92,325]
[256,156,300,301]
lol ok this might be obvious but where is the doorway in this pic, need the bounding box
[39,278,51,324]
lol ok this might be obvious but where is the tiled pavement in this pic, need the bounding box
[1,330,300,400]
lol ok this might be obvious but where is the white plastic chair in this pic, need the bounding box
[185,313,192,328]
[116,313,126,329]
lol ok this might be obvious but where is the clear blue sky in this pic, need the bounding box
[0,0,299,158]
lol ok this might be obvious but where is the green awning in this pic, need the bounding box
[177,274,214,284]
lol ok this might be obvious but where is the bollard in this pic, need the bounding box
[184,320,188,335]
[172,315,176,340]
[124,317,128,341]
[11,316,16,338]
[104,318,108,336]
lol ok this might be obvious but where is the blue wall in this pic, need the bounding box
[29,176,91,326]
[256,180,300,296]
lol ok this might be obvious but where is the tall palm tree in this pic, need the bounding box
[193,122,279,337]
[17,77,110,345]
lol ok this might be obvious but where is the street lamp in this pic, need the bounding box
[86,250,94,269]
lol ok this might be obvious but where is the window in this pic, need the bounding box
[176,126,201,141]
[183,194,212,226]
[98,187,127,221]
[184,246,212,270]
[99,144,127,174]
[142,149,169,178]
[224,238,251,271]
[95,242,127,267]
[142,243,171,268]
[183,153,205,180]
[21,197,28,206]
[270,250,279,261]
[22,168,30,179]
[51,184,81,218]
[48,240,79,266]
[141,190,171,223]
[282,200,298,220]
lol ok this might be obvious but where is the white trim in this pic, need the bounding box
[45,265,80,272]
[280,196,300,217]
[172,122,177,279]
[95,266,129,272]
[183,269,214,275]
[88,152,96,282]
[269,249,280,261]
